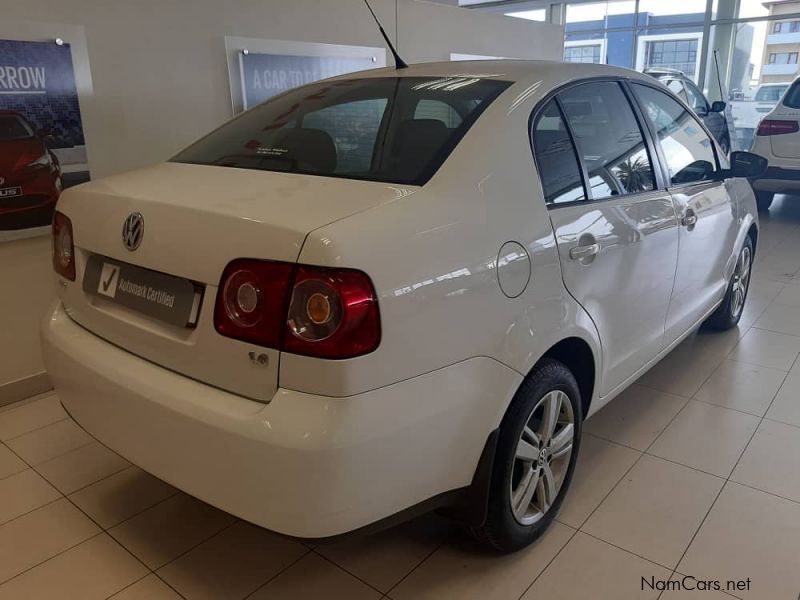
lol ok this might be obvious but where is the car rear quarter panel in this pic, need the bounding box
[280,78,602,418]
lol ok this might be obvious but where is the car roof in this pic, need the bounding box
[329,59,655,88]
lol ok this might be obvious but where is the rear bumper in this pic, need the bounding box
[752,167,800,193]
[41,301,519,538]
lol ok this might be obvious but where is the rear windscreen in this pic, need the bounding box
[783,81,800,109]
[172,76,511,185]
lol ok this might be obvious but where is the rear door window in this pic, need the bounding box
[684,82,709,114]
[532,99,587,206]
[558,81,656,200]
[665,79,688,103]
[632,83,717,186]
[172,76,511,185]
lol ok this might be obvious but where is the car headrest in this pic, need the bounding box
[393,119,450,155]
[390,119,452,180]
[273,127,337,173]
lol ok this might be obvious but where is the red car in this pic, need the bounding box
[0,110,61,231]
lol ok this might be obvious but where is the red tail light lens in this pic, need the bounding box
[214,259,295,348]
[52,211,75,281]
[214,260,380,359]
[757,119,799,136]
[284,265,380,359]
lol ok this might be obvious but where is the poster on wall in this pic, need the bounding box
[238,52,380,110]
[0,39,89,240]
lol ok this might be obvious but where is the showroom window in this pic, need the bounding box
[467,0,800,150]
[558,81,655,199]
[632,83,717,186]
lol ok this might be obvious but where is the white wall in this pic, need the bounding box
[0,0,562,397]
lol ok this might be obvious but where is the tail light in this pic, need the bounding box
[214,260,380,359]
[757,119,799,136]
[52,211,75,281]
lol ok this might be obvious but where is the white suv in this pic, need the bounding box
[42,61,765,552]
[750,78,800,211]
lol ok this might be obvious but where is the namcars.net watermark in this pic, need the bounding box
[642,575,752,593]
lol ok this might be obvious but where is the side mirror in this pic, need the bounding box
[730,151,768,178]
[710,101,726,113]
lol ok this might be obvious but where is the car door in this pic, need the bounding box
[533,81,679,396]
[630,82,739,343]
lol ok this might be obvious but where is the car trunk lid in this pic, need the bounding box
[57,162,414,401]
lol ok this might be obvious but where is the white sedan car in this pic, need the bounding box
[43,61,765,552]
[750,77,800,211]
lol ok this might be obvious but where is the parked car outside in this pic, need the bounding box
[0,110,62,231]
[645,67,731,155]
[42,61,765,552]
[750,77,800,211]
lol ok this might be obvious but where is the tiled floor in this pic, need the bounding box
[3,197,800,599]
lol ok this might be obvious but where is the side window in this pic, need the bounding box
[665,79,688,103]
[558,81,656,200]
[684,82,709,114]
[632,83,717,186]
[532,99,586,206]
[303,99,388,173]
[414,99,463,128]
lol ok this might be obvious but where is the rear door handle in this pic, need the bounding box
[569,243,601,260]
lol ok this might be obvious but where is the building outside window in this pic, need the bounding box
[768,51,799,63]
[564,40,606,63]
[637,34,702,80]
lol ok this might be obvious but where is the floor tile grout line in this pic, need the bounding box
[0,530,105,587]
[101,572,154,600]
[656,357,792,598]
[151,572,188,600]
[515,526,580,600]
[310,548,389,597]
[383,533,452,597]
[242,547,314,599]
[576,530,676,572]
[0,416,71,444]
[122,516,240,575]
[7,439,97,471]
[31,459,131,499]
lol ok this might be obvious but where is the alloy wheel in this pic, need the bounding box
[731,245,751,319]
[509,390,575,525]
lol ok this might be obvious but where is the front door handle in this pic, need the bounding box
[681,209,698,228]
[569,242,601,261]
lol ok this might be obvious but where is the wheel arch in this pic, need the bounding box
[538,337,596,420]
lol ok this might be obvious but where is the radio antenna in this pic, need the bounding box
[363,0,408,69]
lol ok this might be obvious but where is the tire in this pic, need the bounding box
[755,191,774,212]
[472,359,582,552]
[704,236,753,331]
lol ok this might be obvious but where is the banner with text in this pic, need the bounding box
[0,39,89,237]
[239,52,377,110]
